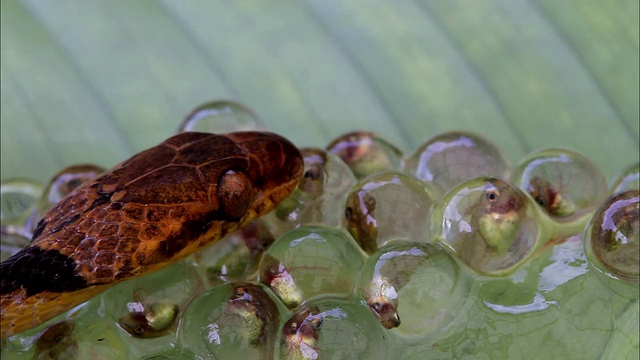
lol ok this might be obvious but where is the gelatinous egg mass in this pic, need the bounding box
[179,283,279,360]
[103,261,202,344]
[0,178,42,226]
[511,148,608,221]
[178,100,265,134]
[343,172,438,254]
[404,131,510,195]
[356,242,471,340]
[611,163,640,195]
[280,298,388,360]
[39,164,106,213]
[0,227,30,262]
[263,148,357,236]
[119,302,179,338]
[259,226,365,308]
[326,131,403,179]
[33,320,77,360]
[432,177,540,276]
[25,164,106,235]
[194,219,275,286]
[584,190,639,285]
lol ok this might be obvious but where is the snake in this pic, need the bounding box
[0,131,304,339]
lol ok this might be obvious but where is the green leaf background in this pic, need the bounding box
[0,1,638,358]
[1,0,638,184]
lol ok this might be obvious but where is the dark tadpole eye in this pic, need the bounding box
[345,207,353,220]
[133,324,146,335]
[365,195,376,210]
[485,189,499,202]
[312,318,323,331]
[217,170,253,219]
[235,287,247,297]
[372,302,383,311]
[535,196,546,206]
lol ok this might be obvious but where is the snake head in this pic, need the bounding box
[225,132,304,220]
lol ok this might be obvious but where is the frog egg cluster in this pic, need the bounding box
[1,100,638,359]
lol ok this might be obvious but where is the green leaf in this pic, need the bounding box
[1,0,638,358]
[1,0,638,183]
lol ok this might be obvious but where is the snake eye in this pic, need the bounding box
[217,170,253,219]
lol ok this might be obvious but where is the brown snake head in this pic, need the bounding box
[0,131,303,338]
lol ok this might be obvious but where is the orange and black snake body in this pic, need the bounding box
[0,131,303,338]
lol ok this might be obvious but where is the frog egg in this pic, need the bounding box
[178,100,265,133]
[37,164,105,214]
[343,171,439,254]
[611,163,640,195]
[101,261,202,354]
[194,219,275,286]
[263,148,357,237]
[32,320,77,359]
[0,177,42,227]
[355,241,471,341]
[431,177,541,276]
[259,226,365,309]
[0,226,30,261]
[3,310,130,360]
[511,148,608,222]
[178,283,279,360]
[404,131,510,195]
[326,131,404,180]
[583,190,639,285]
[279,297,388,360]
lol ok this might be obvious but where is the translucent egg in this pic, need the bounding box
[101,261,202,356]
[611,163,640,195]
[263,148,357,237]
[178,100,265,134]
[178,283,279,360]
[511,148,608,222]
[280,297,388,360]
[0,178,42,227]
[404,131,510,195]
[431,177,541,276]
[343,171,439,254]
[0,226,30,262]
[33,320,77,359]
[24,164,105,234]
[326,131,404,180]
[38,164,105,214]
[584,190,639,285]
[3,304,130,360]
[355,241,471,341]
[194,219,275,286]
[259,226,365,308]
